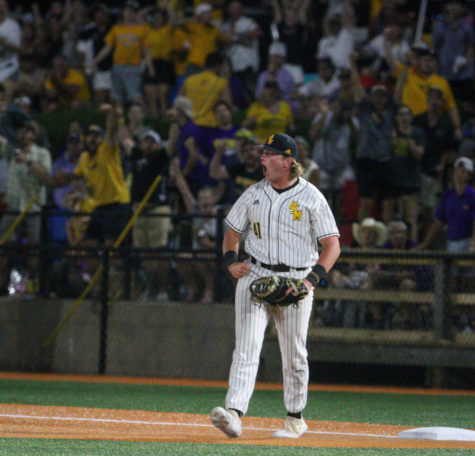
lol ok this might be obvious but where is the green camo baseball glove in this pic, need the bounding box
[249,275,309,307]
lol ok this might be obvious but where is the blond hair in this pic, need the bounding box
[290,159,304,179]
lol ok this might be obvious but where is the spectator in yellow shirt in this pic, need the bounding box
[389,44,462,140]
[56,104,131,245]
[243,80,294,142]
[144,7,188,118]
[90,0,149,110]
[43,54,91,110]
[181,3,228,76]
[181,52,232,128]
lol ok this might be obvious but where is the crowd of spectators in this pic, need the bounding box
[0,0,473,330]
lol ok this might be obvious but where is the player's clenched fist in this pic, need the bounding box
[228,261,251,279]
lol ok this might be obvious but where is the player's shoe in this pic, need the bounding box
[210,407,242,438]
[272,416,308,438]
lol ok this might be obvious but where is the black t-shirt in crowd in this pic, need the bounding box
[413,112,455,177]
[227,164,263,201]
[130,147,170,206]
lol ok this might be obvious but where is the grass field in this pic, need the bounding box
[0,376,474,455]
[2,440,474,456]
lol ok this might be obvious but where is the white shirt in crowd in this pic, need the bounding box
[0,15,21,82]
[365,34,410,64]
[299,74,341,98]
[317,27,354,70]
[222,16,260,73]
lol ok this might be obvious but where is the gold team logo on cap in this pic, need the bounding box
[284,149,291,155]
[267,135,275,145]
[289,201,301,221]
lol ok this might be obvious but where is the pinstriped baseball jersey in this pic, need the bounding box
[225,178,339,267]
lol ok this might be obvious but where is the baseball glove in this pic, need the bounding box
[249,275,309,307]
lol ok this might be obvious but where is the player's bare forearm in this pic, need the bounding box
[223,226,241,254]
[317,235,341,272]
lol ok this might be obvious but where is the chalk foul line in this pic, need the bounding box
[0,413,399,439]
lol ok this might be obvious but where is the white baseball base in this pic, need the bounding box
[398,427,475,441]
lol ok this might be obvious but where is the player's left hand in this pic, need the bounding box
[285,278,312,295]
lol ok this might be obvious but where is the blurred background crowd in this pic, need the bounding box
[0,0,473,331]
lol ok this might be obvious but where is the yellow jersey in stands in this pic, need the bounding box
[395,64,456,116]
[105,23,149,66]
[145,24,175,60]
[245,101,294,142]
[44,68,91,107]
[184,70,227,127]
[73,142,130,207]
[183,22,227,67]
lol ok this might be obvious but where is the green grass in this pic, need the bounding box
[0,440,473,456]
[0,379,473,428]
[0,379,473,455]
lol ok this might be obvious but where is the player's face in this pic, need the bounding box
[260,150,289,183]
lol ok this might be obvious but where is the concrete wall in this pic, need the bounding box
[0,298,235,379]
[105,301,235,379]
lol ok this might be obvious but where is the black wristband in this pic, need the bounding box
[223,250,238,269]
[305,264,328,288]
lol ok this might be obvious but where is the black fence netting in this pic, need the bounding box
[0,209,474,388]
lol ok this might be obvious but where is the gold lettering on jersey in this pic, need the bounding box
[253,222,262,239]
[289,201,301,221]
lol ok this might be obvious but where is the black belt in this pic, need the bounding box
[250,256,306,272]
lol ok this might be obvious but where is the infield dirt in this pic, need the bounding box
[0,403,474,449]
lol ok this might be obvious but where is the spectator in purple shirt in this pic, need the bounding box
[49,132,85,243]
[167,96,208,196]
[255,41,297,112]
[51,132,84,209]
[201,101,240,168]
[418,157,475,253]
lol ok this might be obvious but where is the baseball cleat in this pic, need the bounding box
[272,416,308,438]
[210,407,242,438]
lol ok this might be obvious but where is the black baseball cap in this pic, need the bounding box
[257,133,297,158]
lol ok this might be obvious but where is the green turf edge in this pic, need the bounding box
[0,439,473,456]
[0,380,474,428]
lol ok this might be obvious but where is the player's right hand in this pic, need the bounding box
[228,262,251,279]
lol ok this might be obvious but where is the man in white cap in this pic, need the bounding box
[316,0,355,70]
[418,156,475,253]
[221,1,261,89]
[123,128,172,299]
[181,3,228,76]
[255,41,297,111]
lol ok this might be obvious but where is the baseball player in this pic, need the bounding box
[211,133,341,438]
